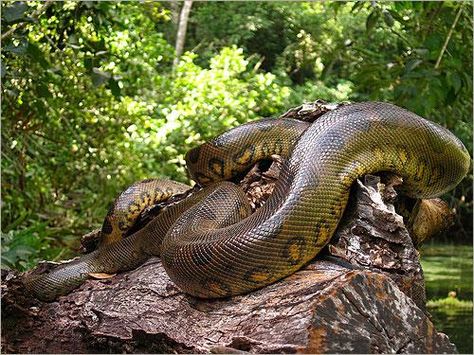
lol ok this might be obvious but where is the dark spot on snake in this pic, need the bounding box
[413,157,429,182]
[154,187,165,198]
[186,146,201,164]
[257,214,283,238]
[208,157,225,178]
[230,168,241,178]
[194,172,214,185]
[129,202,143,213]
[118,220,129,231]
[106,202,116,215]
[355,117,372,133]
[314,221,332,247]
[430,164,445,185]
[273,138,284,155]
[233,144,255,166]
[140,191,152,202]
[431,140,444,154]
[243,266,273,283]
[282,236,306,266]
[101,217,113,234]
[204,278,233,297]
[260,142,270,157]
[140,178,156,184]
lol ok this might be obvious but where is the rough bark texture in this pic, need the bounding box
[1,257,455,354]
[1,101,457,354]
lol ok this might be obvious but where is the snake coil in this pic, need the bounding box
[24,102,470,301]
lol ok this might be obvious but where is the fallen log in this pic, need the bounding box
[1,101,457,353]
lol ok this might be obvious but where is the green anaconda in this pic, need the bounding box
[24,102,471,301]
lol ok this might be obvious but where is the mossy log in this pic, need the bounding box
[1,101,457,353]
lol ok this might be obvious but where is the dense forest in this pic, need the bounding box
[1,1,472,271]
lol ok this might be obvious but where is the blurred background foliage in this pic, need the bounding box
[1,1,472,270]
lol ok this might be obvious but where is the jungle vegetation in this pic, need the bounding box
[1,1,472,270]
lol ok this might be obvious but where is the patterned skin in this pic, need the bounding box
[24,102,470,301]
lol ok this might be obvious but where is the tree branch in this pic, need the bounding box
[434,5,463,69]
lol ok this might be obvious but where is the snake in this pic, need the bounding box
[23,102,470,301]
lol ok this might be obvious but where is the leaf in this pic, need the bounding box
[4,40,28,55]
[0,61,5,78]
[383,10,395,27]
[27,42,49,69]
[425,33,443,51]
[0,254,15,269]
[447,72,462,94]
[366,11,380,33]
[2,2,29,23]
[37,83,52,98]
[83,1,95,9]
[394,2,412,11]
[329,1,344,15]
[9,245,35,258]
[108,78,121,98]
[84,57,93,71]
[388,9,405,23]
[413,48,429,57]
[405,59,423,73]
[91,67,111,86]
[351,1,365,13]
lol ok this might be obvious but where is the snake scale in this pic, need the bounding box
[24,102,470,301]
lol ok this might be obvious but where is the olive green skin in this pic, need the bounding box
[99,179,191,246]
[24,102,470,301]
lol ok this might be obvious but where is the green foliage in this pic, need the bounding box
[145,46,290,180]
[1,222,73,271]
[427,297,473,309]
[1,1,472,269]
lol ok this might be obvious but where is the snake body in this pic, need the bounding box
[24,102,470,301]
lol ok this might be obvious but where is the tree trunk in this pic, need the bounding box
[1,101,457,353]
[173,0,193,69]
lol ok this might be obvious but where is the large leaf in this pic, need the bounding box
[2,2,28,23]
[26,42,49,69]
[366,10,380,33]
[446,71,462,94]
[0,61,6,78]
[108,78,121,98]
[4,40,28,55]
[383,10,395,27]
[405,59,423,73]
[91,67,111,86]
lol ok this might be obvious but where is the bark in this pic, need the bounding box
[1,100,457,354]
[172,0,193,69]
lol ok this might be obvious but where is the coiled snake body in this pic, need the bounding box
[24,102,470,301]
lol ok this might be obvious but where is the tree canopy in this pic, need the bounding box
[1,1,472,270]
